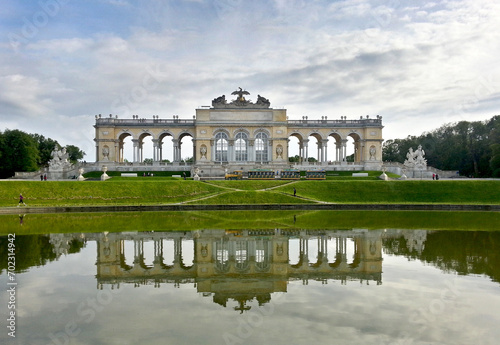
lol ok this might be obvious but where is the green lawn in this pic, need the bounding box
[204,180,291,190]
[275,180,500,204]
[0,178,498,208]
[184,190,310,204]
[0,180,222,207]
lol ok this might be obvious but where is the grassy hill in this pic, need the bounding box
[0,178,498,207]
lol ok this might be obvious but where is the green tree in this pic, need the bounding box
[31,134,59,166]
[489,116,500,177]
[0,129,39,178]
[65,145,85,163]
[384,116,499,177]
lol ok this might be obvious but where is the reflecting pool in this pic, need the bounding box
[1,224,500,345]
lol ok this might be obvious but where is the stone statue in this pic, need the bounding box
[256,94,270,107]
[369,146,376,160]
[212,95,227,107]
[102,146,110,160]
[211,89,271,109]
[200,145,207,159]
[231,87,250,102]
[404,145,427,170]
[276,145,283,159]
[414,145,427,168]
[49,147,72,170]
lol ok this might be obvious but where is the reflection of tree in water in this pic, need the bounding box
[0,234,85,274]
[383,231,500,284]
[0,235,56,274]
[213,292,271,313]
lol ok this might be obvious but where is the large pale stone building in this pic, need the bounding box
[94,89,384,176]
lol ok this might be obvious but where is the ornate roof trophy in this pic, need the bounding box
[211,87,271,109]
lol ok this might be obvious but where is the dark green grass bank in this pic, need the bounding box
[275,180,500,204]
[184,190,311,204]
[2,210,499,234]
[0,179,498,207]
[0,180,222,207]
[205,180,291,190]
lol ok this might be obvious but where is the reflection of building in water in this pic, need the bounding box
[84,229,385,311]
[47,229,430,311]
[48,233,86,258]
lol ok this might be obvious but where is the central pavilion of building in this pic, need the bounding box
[94,88,383,176]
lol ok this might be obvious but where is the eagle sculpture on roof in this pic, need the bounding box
[231,87,250,102]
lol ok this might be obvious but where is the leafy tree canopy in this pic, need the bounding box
[383,115,500,177]
[0,129,86,178]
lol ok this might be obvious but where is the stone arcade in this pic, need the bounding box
[94,89,384,177]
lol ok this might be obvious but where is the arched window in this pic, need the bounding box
[215,132,228,162]
[235,132,248,161]
[255,132,268,162]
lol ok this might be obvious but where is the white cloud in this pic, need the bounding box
[1,0,499,160]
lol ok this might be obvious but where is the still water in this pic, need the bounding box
[1,214,500,345]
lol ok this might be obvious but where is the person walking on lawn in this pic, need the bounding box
[18,193,26,207]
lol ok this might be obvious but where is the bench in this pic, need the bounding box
[352,173,369,177]
[121,173,137,177]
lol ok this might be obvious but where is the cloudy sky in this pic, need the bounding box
[1,0,499,161]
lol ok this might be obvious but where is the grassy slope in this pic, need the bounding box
[185,190,310,204]
[275,180,500,204]
[0,180,222,207]
[206,180,291,190]
[0,179,498,207]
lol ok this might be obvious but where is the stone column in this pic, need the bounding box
[303,139,309,164]
[152,139,159,162]
[322,140,328,163]
[192,138,196,162]
[228,139,235,162]
[317,142,321,163]
[342,140,347,162]
[132,139,139,163]
[210,139,215,162]
[113,141,118,163]
[248,139,255,162]
[268,140,273,163]
[95,143,100,163]
[172,139,179,162]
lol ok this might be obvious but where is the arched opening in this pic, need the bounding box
[288,133,303,163]
[215,132,228,162]
[179,132,194,163]
[138,132,154,164]
[327,133,342,163]
[255,132,268,163]
[347,132,362,163]
[118,133,133,163]
[307,133,323,164]
[158,133,174,163]
[235,132,248,162]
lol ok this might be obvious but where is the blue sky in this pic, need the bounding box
[1,0,499,161]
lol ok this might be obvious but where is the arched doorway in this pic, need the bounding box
[346,132,362,163]
[288,133,304,163]
[158,132,174,163]
[178,132,194,163]
[118,132,133,163]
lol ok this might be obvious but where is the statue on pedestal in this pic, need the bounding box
[49,147,72,170]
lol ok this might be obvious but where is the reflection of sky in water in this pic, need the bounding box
[1,233,500,345]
